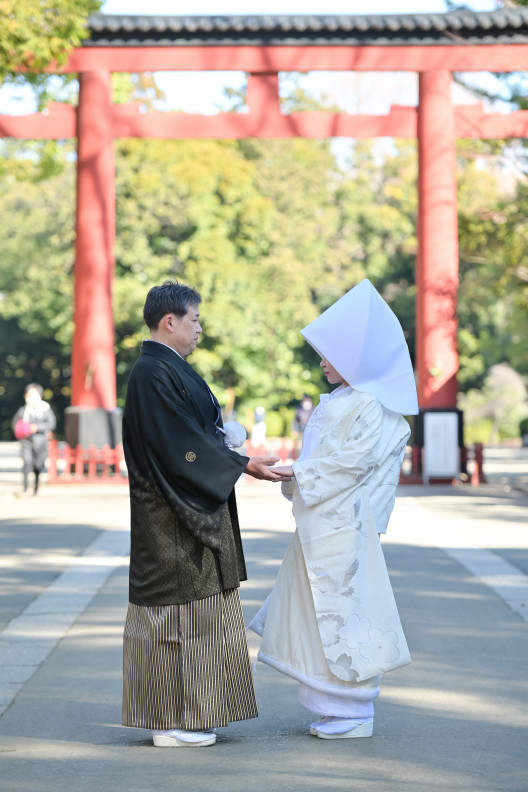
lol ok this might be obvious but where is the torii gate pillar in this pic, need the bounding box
[65,70,120,448]
[416,70,459,409]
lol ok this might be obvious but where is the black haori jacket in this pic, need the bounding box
[123,341,249,606]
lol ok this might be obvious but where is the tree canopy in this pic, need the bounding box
[0,74,527,442]
[0,0,99,78]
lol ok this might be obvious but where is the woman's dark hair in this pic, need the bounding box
[143,280,202,329]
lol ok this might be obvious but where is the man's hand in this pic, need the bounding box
[245,456,284,481]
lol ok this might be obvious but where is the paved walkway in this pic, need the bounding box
[0,442,527,792]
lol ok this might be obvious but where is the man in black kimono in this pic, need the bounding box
[122,280,281,748]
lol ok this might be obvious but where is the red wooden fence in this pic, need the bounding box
[46,438,485,486]
[47,440,127,484]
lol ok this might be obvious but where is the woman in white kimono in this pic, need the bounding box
[251,279,419,740]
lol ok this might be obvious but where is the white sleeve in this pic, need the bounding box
[292,396,383,508]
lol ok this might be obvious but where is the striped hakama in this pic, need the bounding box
[122,588,258,731]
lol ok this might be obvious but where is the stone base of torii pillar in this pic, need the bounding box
[64,407,123,451]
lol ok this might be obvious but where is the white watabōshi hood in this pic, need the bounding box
[301,279,418,415]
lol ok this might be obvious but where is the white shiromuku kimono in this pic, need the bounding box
[250,386,411,715]
[250,279,418,719]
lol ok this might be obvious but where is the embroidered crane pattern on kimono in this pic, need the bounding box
[310,558,360,598]
[320,500,362,532]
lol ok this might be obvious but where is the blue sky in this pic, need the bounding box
[101,0,499,14]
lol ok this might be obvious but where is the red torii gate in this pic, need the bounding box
[2,10,528,445]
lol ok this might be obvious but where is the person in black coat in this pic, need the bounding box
[12,383,56,496]
[121,280,282,748]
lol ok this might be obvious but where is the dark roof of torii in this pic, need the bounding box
[87,8,528,47]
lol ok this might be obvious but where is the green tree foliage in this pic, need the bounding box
[109,133,421,427]
[1,79,527,441]
[445,1,528,417]
[0,0,100,78]
[456,139,528,392]
[459,363,528,444]
[0,131,418,438]
[0,140,75,435]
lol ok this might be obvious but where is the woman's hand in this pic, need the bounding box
[272,465,294,480]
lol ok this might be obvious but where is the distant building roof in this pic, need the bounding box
[87,9,528,47]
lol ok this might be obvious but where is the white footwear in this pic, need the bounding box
[310,717,373,739]
[309,716,334,733]
[152,729,216,748]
